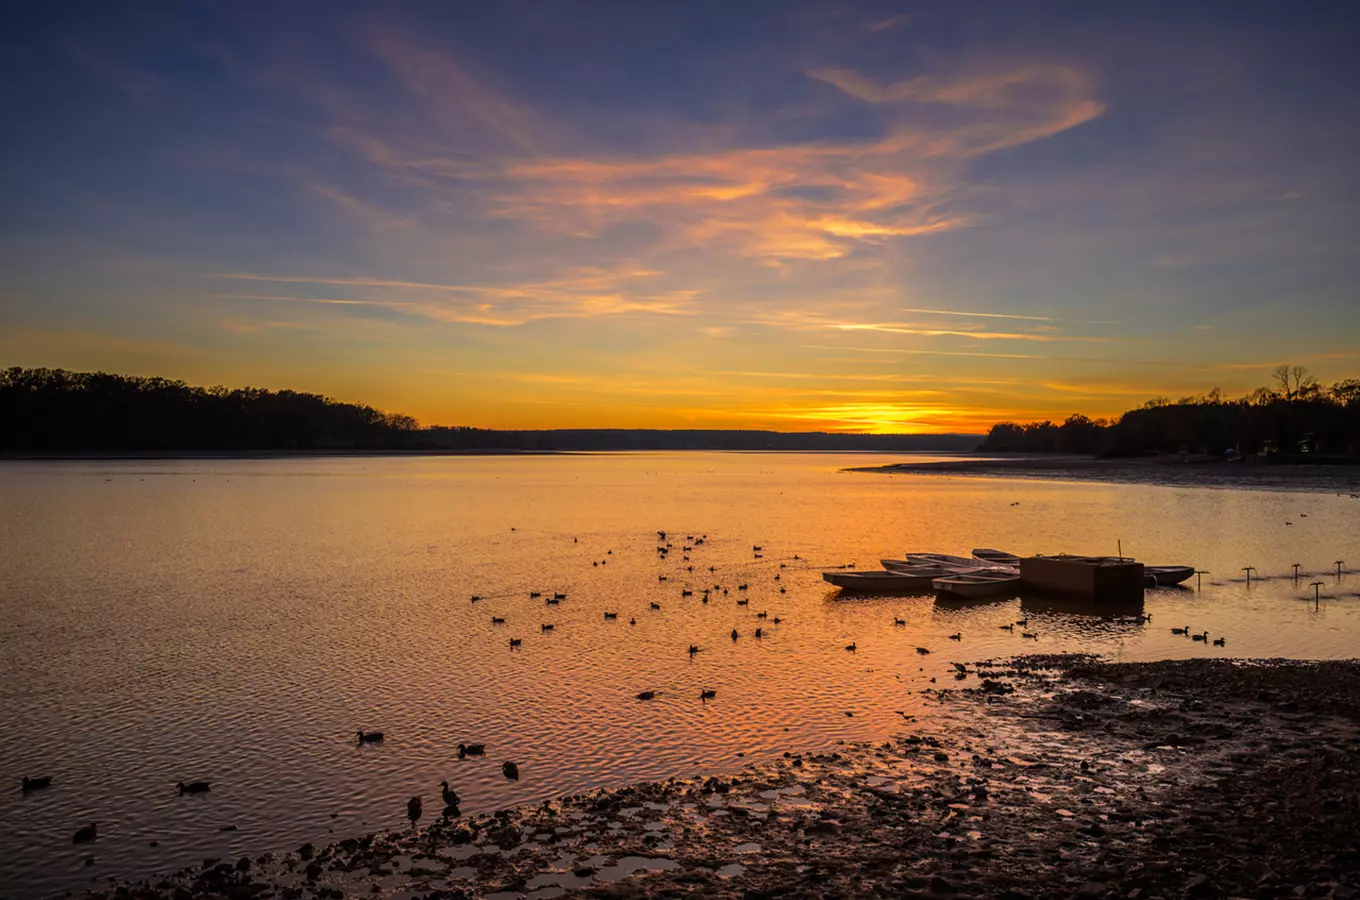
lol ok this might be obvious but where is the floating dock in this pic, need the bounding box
[1019,556,1145,603]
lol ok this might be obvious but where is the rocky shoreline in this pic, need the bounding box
[81,656,1360,900]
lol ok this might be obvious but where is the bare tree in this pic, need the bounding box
[1272,364,1318,401]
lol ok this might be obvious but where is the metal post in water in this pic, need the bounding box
[1117,539,1123,561]
[1292,563,1301,579]
[1337,560,1346,578]
[1242,566,1256,587]
[1311,581,1325,608]
[1195,570,1209,591]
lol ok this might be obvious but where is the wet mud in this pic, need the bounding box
[82,656,1360,900]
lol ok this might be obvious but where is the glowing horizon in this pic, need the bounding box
[1,3,1357,433]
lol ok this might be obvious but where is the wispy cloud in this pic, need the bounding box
[899,307,1118,325]
[211,267,699,326]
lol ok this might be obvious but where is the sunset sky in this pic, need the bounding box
[2,2,1357,433]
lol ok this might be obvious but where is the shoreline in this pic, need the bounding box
[82,655,1360,900]
[852,455,1360,492]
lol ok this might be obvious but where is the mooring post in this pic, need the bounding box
[1292,563,1301,579]
[1195,570,1209,591]
[1311,581,1325,608]
[1337,560,1346,578]
[1242,566,1256,587]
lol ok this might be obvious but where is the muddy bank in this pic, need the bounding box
[82,657,1360,900]
[852,456,1360,492]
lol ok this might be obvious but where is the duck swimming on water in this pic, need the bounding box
[502,761,519,780]
[177,781,211,795]
[22,776,52,792]
[73,823,97,844]
[357,731,384,744]
[457,743,485,758]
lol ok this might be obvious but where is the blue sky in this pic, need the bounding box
[2,1,1357,431]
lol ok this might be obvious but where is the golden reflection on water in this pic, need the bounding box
[0,452,1357,897]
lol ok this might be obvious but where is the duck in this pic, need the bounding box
[553,593,567,600]
[73,823,97,844]
[604,612,618,620]
[688,645,700,656]
[681,589,693,597]
[650,602,662,610]
[441,781,460,806]
[756,611,768,619]
[545,598,560,606]
[772,617,782,624]
[999,624,1014,632]
[845,642,857,652]
[407,796,422,825]
[457,743,485,758]
[470,595,483,603]
[21,776,52,792]
[491,616,505,624]
[541,624,554,632]
[700,689,716,701]
[738,584,748,591]
[636,690,657,700]
[948,633,962,641]
[630,618,636,625]
[1016,617,1029,627]
[1022,632,1038,640]
[509,638,522,648]
[529,592,541,598]
[916,647,930,655]
[1213,637,1226,647]
[753,545,763,552]
[736,598,749,606]
[731,629,739,641]
[1171,626,1189,635]
[357,731,384,744]
[1192,631,1209,642]
[754,628,763,638]
[502,761,519,780]
[177,781,211,795]
[893,618,906,626]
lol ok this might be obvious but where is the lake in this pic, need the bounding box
[1,452,1358,898]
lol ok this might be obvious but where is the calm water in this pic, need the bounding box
[1,452,1358,897]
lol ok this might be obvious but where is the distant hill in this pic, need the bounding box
[0,367,980,453]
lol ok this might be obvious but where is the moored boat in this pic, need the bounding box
[972,548,1022,567]
[823,570,936,592]
[906,552,992,570]
[931,571,1021,598]
[1144,565,1194,586]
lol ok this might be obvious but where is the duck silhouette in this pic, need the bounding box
[949,633,962,641]
[73,823,97,844]
[177,781,211,795]
[407,796,422,826]
[457,743,485,758]
[1213,637,1226,647]
[916,647,930,655]
[1171,626,1189,635]
[357,731,384,744]
[636,690,657,700]
[731,629,739,641]
[502,761,520,780]
[440,782,460,806]
[509,638,522,648]
[21,776,52,792]
[700,689,716,701]
[845,642,856,651]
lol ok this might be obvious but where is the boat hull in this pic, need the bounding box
[824,571,935,592]
[931,573,1021,598]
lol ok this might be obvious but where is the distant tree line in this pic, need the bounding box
[0,368,980,453]
[979,365,1360,458]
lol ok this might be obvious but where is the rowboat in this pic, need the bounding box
[972,548,1022,567]
[823,570,936,592]
[1144,565,1194,586]
[880,560,983,577]
[931,571,1021,598]
[905,552,999,570]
